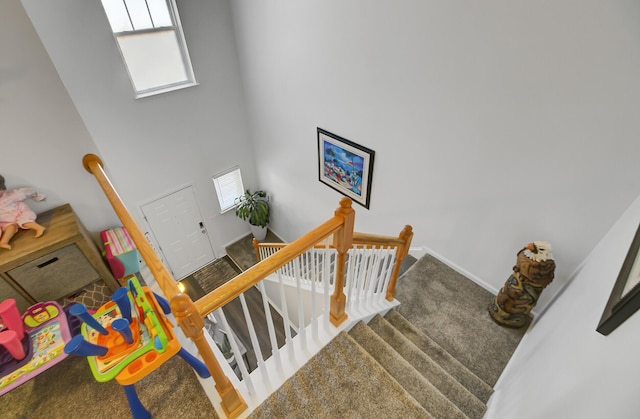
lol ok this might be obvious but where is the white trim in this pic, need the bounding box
[484,389,501,419]
[485,318,536,418]
[423,246,500,296]
[212,166,245,214]
[101,0,197,98]
[408,246,427,260]
[169,0,197,83]
[135,80,198,99]
[138,183,217,278]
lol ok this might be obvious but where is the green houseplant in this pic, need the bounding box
[234,189,270,240]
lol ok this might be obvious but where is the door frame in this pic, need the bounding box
[138,183,217,278]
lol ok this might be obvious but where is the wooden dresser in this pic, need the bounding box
[0,203,118,312]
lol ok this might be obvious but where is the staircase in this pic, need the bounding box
[81,159,521,418]
[251,310,492,419]
[248,254,528,419]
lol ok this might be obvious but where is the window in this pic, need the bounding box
[101,0,197,98]
[213,167,245,213]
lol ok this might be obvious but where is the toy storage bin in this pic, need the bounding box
[101,227,140,280]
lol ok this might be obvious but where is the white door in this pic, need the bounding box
[141,186,215,279]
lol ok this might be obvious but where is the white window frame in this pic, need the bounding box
[101,0,198,98]
[212,167,245,214]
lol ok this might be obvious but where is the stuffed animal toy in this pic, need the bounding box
[488,241,556,328]
[0,175,47,250]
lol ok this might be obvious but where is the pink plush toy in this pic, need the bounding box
[0,175,47,250]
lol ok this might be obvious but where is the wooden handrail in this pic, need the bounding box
[352,232,406,246]
[254,232,405,254]
[82,155,180,299]
[84,154,373,414]
[82,154,247,418]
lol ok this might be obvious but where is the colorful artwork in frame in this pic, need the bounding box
[317,128,375,209]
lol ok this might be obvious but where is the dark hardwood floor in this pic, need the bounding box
[223,287,291,371]
[181,238,294,373]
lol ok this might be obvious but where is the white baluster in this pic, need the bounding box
[309,248,318,341]
[323,239,332,331]
[379,248,396,303]
[239,293,270,387]
[364,246,379,307]
[293,257,307,352]
[257,281,283,373]
[356,248,368,311]
[277,270,295,361]
[216,308,255,395]
[346,247,357,311]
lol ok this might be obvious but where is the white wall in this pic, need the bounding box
[488,194,640,418]
[230,0,640,311]
[0,1,118,234]
[20,0,257,257]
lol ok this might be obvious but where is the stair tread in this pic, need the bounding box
[350,321,485,419]
[395,254,528,386]
[250,332,431,419]
[384,310,494,402]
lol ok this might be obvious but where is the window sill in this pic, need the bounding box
[135,81,199,99]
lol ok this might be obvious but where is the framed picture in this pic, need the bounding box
[317,128,375,209]
[597,221,640,335]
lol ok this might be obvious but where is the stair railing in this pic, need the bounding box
[253,225,413,302]
[82,154,355,417]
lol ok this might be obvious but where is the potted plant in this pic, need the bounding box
[234,189,270,241]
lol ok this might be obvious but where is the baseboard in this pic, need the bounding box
[221,231,253,250]
[408,246,428,259]
[486,314,536,415]
[423,246,500,296]
[266,227,285,242]
[484,389,501,419]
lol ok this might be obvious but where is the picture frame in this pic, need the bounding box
[317,128,375,209]
[597,221,640,335]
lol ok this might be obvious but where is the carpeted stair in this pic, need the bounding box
[253,254,527,418]
[252,310,493,418]
[249,331,431,419]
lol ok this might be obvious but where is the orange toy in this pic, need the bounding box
[65,276,210,418]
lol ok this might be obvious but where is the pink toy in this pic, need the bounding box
[0,299,27,360]
[0,299,24,340]
[0,300,72,396]
[0,331,24,360]
[0,174,47,250]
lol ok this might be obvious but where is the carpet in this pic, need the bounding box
[60,280,111,311]
[191,256,241,294]
[1,348,219,419]
[395,254,529,386]
[250,332,430,419]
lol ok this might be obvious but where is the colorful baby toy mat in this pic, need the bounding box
[0,301,72,396]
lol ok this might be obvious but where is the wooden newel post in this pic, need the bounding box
[171,294,247,418]
[330,198,355,326]
[386,225,413,301]
[252,238,261,263]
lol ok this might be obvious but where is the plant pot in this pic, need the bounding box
[250,224,267,241]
